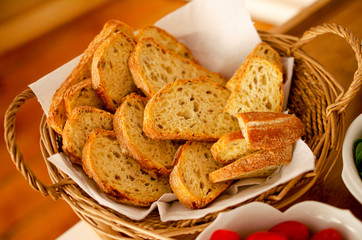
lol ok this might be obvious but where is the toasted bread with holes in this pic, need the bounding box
[237,112,305,150]
[224,56,283,116]
[226,42,283,91]
[82,129,172,207]
[211,131,257,165]
[135,25,198,63]
[209,144,293,183]
[128,37,226,97]
[64,78,104,116]
[62,106,113,165]
[113,93,179,177]
[47,20,134,134]
[143,78,239,141]
[169,141,232,209]
[92,31,138,112]
[250,42,283,72]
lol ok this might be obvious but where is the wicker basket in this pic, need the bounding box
[4,24,362,240]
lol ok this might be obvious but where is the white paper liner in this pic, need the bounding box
[47,140,314,221]
[29,0,315,222]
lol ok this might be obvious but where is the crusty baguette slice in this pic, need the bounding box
[47,20,134,134]
[82,129,172,207]
[92,31,138,112]
[128,37,226,97]
[169,141,232,209]
[209,144,293,183]
[143,78,239,141]
[114,93,179,177]
[62,106,113,165]
[250,42,283,72]
[224,56,284,116]
[226,42,283,91]
[135,25,198,63]
[237,112,305,150]
[211,131,257,165]
[64,78,104,116]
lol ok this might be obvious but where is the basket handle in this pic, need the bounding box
[4,88,69,200]
[293,23,362,116]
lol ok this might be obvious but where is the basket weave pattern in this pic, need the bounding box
[4,24,362,239]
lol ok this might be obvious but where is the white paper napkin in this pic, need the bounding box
[29,0,314,222]
[155,0,261,78]
[47,140,314,221]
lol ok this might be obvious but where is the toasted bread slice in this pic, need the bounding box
[62,106,113,165]
[113,93,179,177]
[250,42,283,72]
[169,141,232,209]
[143,78,239,141]
[92,31,138,112]
[63,78,104,116]
[47,20,134,134]
[82,129,172,207]
[224,56,283,116]
[209,144,293,183]
[135,25,198,63]
[211,131,257,165]
[128,37,226,97]
[226,42,283,91]
[237,112,305,150]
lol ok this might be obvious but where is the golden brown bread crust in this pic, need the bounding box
[47,20,134,134]
[82,129,138,206]
[62,106,113,165]
[63,78,104,116]
[142,78,239,141]
[237,112,305,150]
[169,141,232,209]
[224,56,284,115]
[209,144,293,183]
[211,131,256,165]
[225,42,283,91]
[82,129,168,207]
[127,49,151,97]
[250,42,283,72]
[135,25,199,63]
[128,37,227,98]
[113,93,177,178]
[91,31,137,112]
[211,131,244,162]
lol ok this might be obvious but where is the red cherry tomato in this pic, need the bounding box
[310,228,343,240]
[210,229,241,240]
[269,220,309,240]
[246,231,288,240]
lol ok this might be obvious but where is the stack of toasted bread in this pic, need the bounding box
[47,20,304,209]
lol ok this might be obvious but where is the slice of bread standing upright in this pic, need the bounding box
[128,37,226,97]
[224,56,284,116]
[62,106,113,165]
[226,42,283,92]
[47,20,134,134]
[169,141,232,209]
[135,25,198,63]
[92,31,138,112]
[113,93,179,177]
[143,78,239,141]
[82,129,172,207]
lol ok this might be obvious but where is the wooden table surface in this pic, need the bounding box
[1,0,361,239]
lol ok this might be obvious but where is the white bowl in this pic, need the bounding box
[196,201,362,240]
[342,113,362,204]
